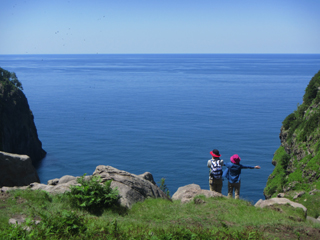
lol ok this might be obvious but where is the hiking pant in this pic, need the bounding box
[209,179,223,193]
[228,181,240,199]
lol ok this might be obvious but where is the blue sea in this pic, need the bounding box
[1,54,320,204]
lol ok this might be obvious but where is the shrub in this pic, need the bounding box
[0,67,23,91]
[282,113,296,130]
[66,174,120,214]
[303,71,320,106]
[36,210,87,238]
[158,178,170,198]
[298,111,320,141]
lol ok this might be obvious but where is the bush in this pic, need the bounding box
[0,67,23,91]
[303,71,320,106]
[298,111,320,141]
[282,113,296,130]
[37,210,87,238]
[66,174,120,214]
[158,178,170,198]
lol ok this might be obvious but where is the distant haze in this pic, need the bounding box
[1,0,320,54]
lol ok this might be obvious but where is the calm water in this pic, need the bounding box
[1,54,320,203]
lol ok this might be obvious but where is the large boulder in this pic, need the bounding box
[254,198,307,217]
[93,165,170,208]
[172,184,224,203]
[0,151,40,187]
[0,165,170,209]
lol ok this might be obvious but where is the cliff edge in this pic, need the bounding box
[0,67,46,164]
[264,70,320,217]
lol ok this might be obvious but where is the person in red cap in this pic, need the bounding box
[207,149,224,193]
[223,154,260,199]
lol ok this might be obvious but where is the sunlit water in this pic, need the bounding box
[1,54,320,203]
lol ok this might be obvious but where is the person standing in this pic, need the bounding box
[207,149,224,193]
[223,154,260,199]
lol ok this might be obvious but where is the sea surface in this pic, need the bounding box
[1,54,320,203]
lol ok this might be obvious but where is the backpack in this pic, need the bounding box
[210,160,222,179]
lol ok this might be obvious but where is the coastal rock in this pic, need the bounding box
[0,151,40,187]
[92,165,170,208]
[138,172,156,185]
[172,184,224,203]
[1,166,170,208]
[254,198,307,217]
[0,69,46,163]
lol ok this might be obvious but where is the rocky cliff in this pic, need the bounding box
[264,70,320,202]
[0,151,40,187]
[0,68,46,164]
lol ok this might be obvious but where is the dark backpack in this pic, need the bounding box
[210,160,222,179]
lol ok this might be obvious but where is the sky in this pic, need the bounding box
[1,0,320,54]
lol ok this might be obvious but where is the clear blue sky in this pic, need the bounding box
[1,0,320,54]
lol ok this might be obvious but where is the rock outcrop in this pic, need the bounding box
[255,198,307,217]
[172,184,224,203]
[0,151,40,187]
[92,165,170,208]
[0,68,46,164]
[0,165,170,208]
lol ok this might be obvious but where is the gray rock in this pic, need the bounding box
[93,165,170,208]
[293,191,305,200]
[9,215,40,231]
[172,184,224,203]
[307,216,320,224]
[47,178,59,185]
[138,172,156,185]
[0,151,40,187]
[58,175,77,184]
[277,193,285,198]
[1,165,170,209]
[254,198,307,217]
[309,189,320,195]
[9,216,27,225]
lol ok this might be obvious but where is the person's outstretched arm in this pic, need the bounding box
[254,166,261,169]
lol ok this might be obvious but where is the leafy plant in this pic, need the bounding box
[303,70,320,105]
[36,210,87,238]
[158,178,170,198]
[66,174,120,214]
[0,67,23,91]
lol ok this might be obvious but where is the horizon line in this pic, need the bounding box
[1,53,320,55]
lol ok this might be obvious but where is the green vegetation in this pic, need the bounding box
[66,174,121,214]
[281,70,320,143]
[158,178,170,198]
[264,147,290,198]
[264,70,320,217]
[1,189,319,239]
[0,67,23,92]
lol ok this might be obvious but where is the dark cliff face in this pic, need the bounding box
[0,68,46,164]
[264,70,320,199]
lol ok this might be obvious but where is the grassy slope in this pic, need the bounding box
[264,70,320,218]
[1,189,320,239]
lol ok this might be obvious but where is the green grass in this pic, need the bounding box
[263,146,289,198]
[1,190,320,239]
